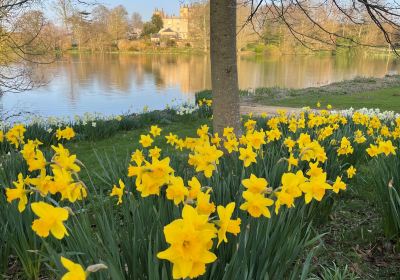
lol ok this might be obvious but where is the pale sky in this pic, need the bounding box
[100,0,180,20]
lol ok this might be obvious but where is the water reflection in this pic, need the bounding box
[1,53,399,118]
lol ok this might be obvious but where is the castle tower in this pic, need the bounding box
[153,8,165,18]
[180,5,189,19]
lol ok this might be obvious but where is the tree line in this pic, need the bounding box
[7,0,395,54]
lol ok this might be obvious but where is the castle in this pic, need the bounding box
[154,6,190,40]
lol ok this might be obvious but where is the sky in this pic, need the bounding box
[86,0,180,20]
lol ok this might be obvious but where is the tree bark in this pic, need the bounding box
[210,0,241,135]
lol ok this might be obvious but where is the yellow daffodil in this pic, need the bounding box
[188,176,201,200]
[197,124,209,138]
[51,144,81,172]
[211,133,221,146]
[149,146,161,159]
[337,137,354,156]
[275,171,305,213]
[246,130,265,149]
[139,134,153,148]
[300,173,332,204]
[239,146,257,167]
[287,154,298,171]
[347,166,356,178]
[240,191,274,218]
[284,137,296,152]
[242,174,268,194]
[216,202,241,246]
[297,133,311,148]
[196,189,216,215]
[150,125,162,137]
[306,162,323,178]
[56,127,76,141]
[265,129,281,143]
[61,257,86,280]
[21,140,46,172]
[188,143,223,178]
[223,137,239,153]
[135,157,174,197]
[166,176,189,205]
[244,119,257,132]
[157,205,217,279]
[332,176,346,193]
[110,179,125,205]
[354,130,366,144]
[6,173,29,212]
[378,140,397,156]
[366,144,379,157]
[223,127,234,138]
[165,133,178,145]
[6,124,26,148]
[31,202,69,239]
[131,149,144,166]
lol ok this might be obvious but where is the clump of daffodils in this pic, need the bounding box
[4,126,86,239]
[3,103,400,280]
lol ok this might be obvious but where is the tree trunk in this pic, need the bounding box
[210,0,241,135]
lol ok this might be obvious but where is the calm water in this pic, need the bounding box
[1,53,399,118]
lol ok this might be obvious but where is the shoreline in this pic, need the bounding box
[58,46,400,57]
[196,75,400,112]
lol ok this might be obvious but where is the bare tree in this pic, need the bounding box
[108,5,129,42]
[210,0,241,134]
[52,0,74,31]
[131,12,143,30]
[209,0,400,133]
[240,0,400,52]
[0,0,49,94]
[0,0,93,94]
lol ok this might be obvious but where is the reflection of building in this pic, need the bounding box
[154,6,189,40]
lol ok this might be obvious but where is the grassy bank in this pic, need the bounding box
[243,76,400,112]
[197,76,400,112]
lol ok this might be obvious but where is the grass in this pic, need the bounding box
[314,166,400,279]
[237,75,400,112]
[66,118,211,175]
[253,87,400,112]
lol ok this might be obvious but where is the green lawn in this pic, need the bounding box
[66,118,210,174]
[316,166,400,278]
[252,86,400,112]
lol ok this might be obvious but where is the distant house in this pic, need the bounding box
[159,28,178,40]
[153,5,189,40]
[150,33,161,43]
[150,28,179,44]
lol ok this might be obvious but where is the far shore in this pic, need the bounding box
[59,45,398,57]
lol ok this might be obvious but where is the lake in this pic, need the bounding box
[1,53,399,118]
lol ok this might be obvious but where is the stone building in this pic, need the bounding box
[154,6,189,40]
